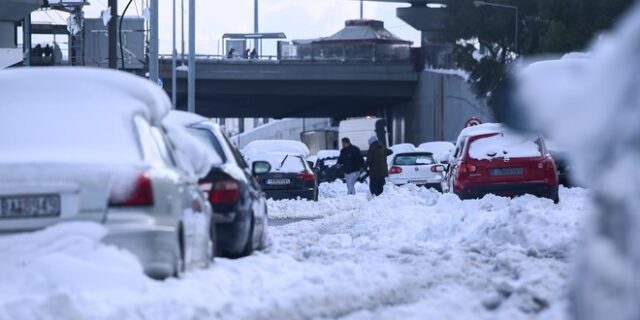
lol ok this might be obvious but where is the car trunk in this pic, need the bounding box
[467,157,547,184]
[0,163,140,232]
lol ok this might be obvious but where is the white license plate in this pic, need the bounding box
[0,195,61,218]
[266,179,291,186]
[408,180,429,185]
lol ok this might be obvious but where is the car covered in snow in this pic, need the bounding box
[0,67,216,279]
[313,150,343,183]
[418,141,455,165]
[243,140,311,160]
[445,123,559,202]
[251,152,319,201]
[387,144,445,191]
[166,111,269,258]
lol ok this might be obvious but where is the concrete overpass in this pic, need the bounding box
[160,59,419,118]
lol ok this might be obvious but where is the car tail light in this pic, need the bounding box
[209,180,240,205]
[431,166,445,173]
[297,172,316,181]
[389,166,403,174]
[459,163,477,173]
[110,173,154,207]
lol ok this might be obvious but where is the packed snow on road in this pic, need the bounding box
[0,181,588,320]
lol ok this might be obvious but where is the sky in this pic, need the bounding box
[31,0,421,55]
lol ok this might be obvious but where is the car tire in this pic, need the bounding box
[241,214,255,257]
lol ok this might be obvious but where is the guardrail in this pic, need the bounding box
[158,54,413,65]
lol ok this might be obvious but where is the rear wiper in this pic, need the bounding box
[278,155,289,171]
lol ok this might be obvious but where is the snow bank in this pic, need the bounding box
[316,150,340,160]
[426,68,470,81]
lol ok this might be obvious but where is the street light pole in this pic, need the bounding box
[149,0,159,83]
[473,1,519,54]
[360,0,363,19]
[171,0,177,109]
[187,0,196,113]
[254,0,259,53]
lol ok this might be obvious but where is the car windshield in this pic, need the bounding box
[393,153,435,166]
[469,133,543,160]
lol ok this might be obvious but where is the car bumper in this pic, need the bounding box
[388,178,443,191]
[264,188,316,201]
[455,183,558,200]
[216,209,251,255]
[103,212,179,279]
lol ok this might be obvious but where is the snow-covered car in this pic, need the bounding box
[418,141,455,164]
[251,152,319,201]
[445,123,559,202]
[388,151,445,191]
[313,150,343,183]
[0,67,215,279]
[243,140,311,159]
[166,111,269,258]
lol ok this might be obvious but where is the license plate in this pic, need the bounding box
[408,180,428,185]
[266,179,291,186]
[491,168,524,176]
[0,194,61,218]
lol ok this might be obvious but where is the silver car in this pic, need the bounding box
[0,67,215,279]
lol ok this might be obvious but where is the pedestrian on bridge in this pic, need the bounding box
[337,137,364,195]
[366,136,392,197]
[250,49,258,60]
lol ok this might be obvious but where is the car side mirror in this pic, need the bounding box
[252,161,271,176]
[432,165,446,173]
[307,161,315,168]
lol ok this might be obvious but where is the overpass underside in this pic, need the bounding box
[161,61,419,118]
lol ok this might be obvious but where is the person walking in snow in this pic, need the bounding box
[337,137,364,195]
[365,136,392,197]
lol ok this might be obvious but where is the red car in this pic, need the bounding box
[445,126,559,203]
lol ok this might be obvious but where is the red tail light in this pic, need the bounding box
[208,180,240,205]
[297,172,316,181]
[389,166,403,175]
[459,163,477,173]
[110,173,154,207]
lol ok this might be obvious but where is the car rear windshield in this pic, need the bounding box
[187,128,228,163]
[469,133,543,160]
[393,153,435,166]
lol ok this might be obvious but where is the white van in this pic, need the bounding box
[338,118,389,152]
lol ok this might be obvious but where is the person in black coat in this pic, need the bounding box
[365,136,392,197]
[337,137,364,195]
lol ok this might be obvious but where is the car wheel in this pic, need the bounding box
[241,214,255,257]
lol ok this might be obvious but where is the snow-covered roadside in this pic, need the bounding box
[0,182,589,320]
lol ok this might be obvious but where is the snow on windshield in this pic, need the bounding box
[469,133,542,160]
[393,154,435,166]
[252,153,306,173]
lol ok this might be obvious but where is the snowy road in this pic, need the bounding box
[0,182,588,320]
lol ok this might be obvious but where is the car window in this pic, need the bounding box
[469,133,543,160]
[221,133,250,169]
[186,127,228,163]
[150,127,177,167]
[393,154,435,166]
[134,116,167,168]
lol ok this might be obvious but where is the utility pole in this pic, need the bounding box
[108,0,118,69]
[187,0,196,113]
[360,0,363,19]
[149,0,159,83]
[181,0,185,64]
[254,0,259,52]
[23,15,31,66]
[171,0,177,108]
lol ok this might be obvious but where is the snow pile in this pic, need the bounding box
[426,68,470,81]
[316,150,340,160]
[516,4,640,319]
[0,223,151,319]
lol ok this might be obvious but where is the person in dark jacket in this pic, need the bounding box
[366,136,392,197]
[337,137,364,195]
